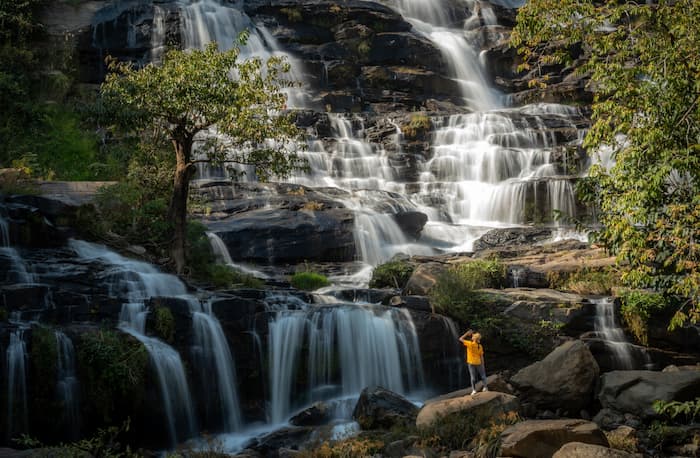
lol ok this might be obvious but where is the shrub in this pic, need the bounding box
[653,398,700,424]
[76,330,148,424]
[206,264,264,289]
[369,260,415,289]
[301,437,384,458]
[620,290,668,345]
[430,259,506,315]
[417,411,488,451]
[551,266,621,295]
[402,113,432,140]
[471,412,521,458]
[291,271,330,291]
[153,306,175,344]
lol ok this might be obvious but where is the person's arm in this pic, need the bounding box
[458,330,474,343]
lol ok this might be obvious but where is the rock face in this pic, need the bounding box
[552,441,635,458]
[597,370,700,418]
[511,340,600,414]
[416,391,519,429]
[352,386,419,430]
[500,419,609,458]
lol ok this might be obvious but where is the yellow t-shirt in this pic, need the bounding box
[463,340,483,365]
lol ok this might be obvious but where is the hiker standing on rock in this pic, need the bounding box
[459,329,488,395]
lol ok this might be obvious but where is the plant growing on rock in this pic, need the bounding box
[291,271,330,291]
[100,36,307,274]
[430,259,507,315]
[369,260,415,289]
[513,0,700,329]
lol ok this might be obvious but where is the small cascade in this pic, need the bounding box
[190,298,243,432]
[267,294,425,423]
[206,231,269,279]
[70,239,196,445]
[0,214,34,284]
[6,329,28,441]
[592,297,651,370]
[55,331,80,439]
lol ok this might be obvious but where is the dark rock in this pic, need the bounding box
[352,386,418,430]
[393,211,428,240]
[473,227,554,252]
[500,419,609,458]
[387,295,432,313]
[289,401,332,426]
[247,426,314,456]
[511,340,600,414]
[597,370,700,418]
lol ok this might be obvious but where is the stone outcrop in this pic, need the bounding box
[500,419,609,458]
[416,391,519,429]
[511,340,600,414]
[597,370,700,418]
[352,386,419,430]
[552,442,636,458]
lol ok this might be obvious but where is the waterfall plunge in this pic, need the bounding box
[5,330,28,441]
[55,331,80,440]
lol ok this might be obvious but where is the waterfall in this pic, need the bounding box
[6,330,28,440]
[55,331,80,439]
[267,295,425,423]
[592,297,651,370]
[70,239,196,445]
[0,214,34,283]
[190,298,242,432]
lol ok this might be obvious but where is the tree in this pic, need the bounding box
[512,0,700,328]
[100,38,306,273]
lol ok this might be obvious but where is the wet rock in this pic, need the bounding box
[473,227,554,252]
[511,340,599,414]
[597,370,700,418]
[416,391,519,429]
[387,295,432,313]
[393,211,428,240]
[353,386,418,430]
[289,401,333,426]
[500,419,609,458]
[247,426,314,456]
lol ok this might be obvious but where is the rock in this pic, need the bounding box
[473,227,554,252]
[424,374,515,404]
[289,401,332,426]
[404,262,448,295]
[387,295,432,313]
[597,370,700,418]
[511,340,599,414]
[416,391,519,429]
[500,419,609,458]
[662,364,700,372]
[352,386,418,430]
[393,211,428,240]
[247,426,314,456]
[552,442,636,458]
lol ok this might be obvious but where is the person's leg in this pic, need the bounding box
[467,364,478,394]
[478,363,488,390]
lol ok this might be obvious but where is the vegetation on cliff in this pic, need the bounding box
[513,0,700,329]
[100,37,307,273]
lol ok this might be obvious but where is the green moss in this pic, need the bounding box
[206,264,265,289]
[290,271,330,291]
[153,306,175,344]
[549,266,620,295]
[369,260,415,289]
[76,329,148,424]
[430,259,507,315]
[280,7,303,22]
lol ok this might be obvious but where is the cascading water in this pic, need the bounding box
[267,294,425,424]
[70,240,196,445]
[55,331,80,439]
[6,330,28,441]
[0,213,34,283]
[190,298,243,432]
[592,297,651,370]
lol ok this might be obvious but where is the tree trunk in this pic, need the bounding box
[168,135,195,275]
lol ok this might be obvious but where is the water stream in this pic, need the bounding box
[5,329,29,441]
[55,330,80,440]
[592,297,651,370]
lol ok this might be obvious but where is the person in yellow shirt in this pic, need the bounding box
[459,330,488,395]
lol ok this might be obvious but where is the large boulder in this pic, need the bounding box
[500,419,609,458]
[552,442,635,458]
[511,340,599,414]
[416,391,519,429]
[404,262,448,295]
[597,370,700,418]
[352,386,418,430]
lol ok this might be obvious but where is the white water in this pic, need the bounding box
[190,298,243,432]
[6,330,28,440]
[592,297,651,370]
[0,214,34,283]
[267,296,425,423]
[55,330,80,439]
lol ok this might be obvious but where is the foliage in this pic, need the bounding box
[153,306,175,344]
[430,260,506,314]
[369,260,415,289]
[206,264,265,289]
[301,437,385,458]
[13,420,138,458]
[646,420,693,452]
[471,412,521,458]
[401,113,432,140]
[549,266,620,295]
[620,290,668,345]
[76,330,148,424]
[100,37,307,272]
[29,326,59,412]
[291,271,330,291]
[653,398,700,424]
[512,0,700,328]
[418,411,495,451]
